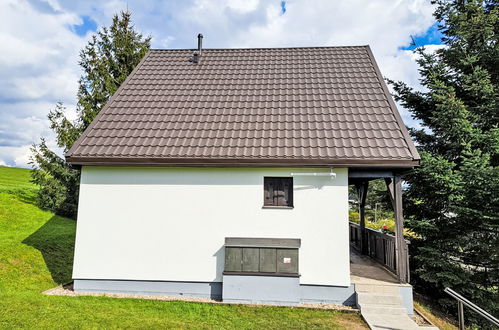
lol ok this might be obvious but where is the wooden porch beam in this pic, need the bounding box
[348,171,394,179]
[385,176,409,283]
[355,180,369,255]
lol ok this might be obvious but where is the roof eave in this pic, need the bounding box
[66,156,420,168]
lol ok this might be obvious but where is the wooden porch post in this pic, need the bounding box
[355,180,369,255]
[385,176,409,283]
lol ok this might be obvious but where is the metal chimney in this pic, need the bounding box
[191,33,203,63]
[197,33,203,55]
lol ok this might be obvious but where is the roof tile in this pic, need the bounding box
[66,46,419,165]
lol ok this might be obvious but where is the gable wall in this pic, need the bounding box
[73,166,350,286]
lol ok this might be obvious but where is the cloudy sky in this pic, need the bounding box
[0,0,442,168]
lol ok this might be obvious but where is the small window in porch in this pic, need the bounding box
[263,177,293,208]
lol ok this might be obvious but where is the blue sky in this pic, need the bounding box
[401,22,443,50]
[0,0,442,168]
[72,16,97,36]
[281,0,287,14]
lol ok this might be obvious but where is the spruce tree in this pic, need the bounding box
[389,0,498,326]
[30,11,150,218]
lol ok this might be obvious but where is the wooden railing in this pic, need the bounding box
[349,221,408,278]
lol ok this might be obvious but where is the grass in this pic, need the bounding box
[0,165,38,204]
[413,293,457,330]
[0,166,367,329]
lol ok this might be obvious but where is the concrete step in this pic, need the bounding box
[357,292,403,306]
[363,312,439,330]
[355,283,400,294]
[358,303,408,315]
[362,313,421,330]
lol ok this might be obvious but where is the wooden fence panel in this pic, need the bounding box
[349,222,401,275]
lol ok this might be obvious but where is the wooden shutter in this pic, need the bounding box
[277,249,299,274]
[225,247,242,272]
[282,178,293,207]
[275,179,285,206]
[242,248,260,272]
[264,177,293,207]
[264,178,275,206]
[259,248,277,273]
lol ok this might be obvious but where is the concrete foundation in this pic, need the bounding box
[73,279,222,300]
[222,275,300,305]
[74,278,358,306]
[300,284,356,305]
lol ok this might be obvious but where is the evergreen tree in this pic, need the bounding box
[390,0,498,326]
[30,11,150,218]
[348,179,391,214]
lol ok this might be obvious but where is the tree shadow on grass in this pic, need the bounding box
[0,188,38,206]
[22,215,76,284]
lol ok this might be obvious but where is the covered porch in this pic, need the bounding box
[346,170,435,329]
[348,170,410,284]
[350,246,400,286]
[349,221,410,284]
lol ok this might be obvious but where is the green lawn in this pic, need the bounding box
[0,166,367,329]
[0,165,38,204]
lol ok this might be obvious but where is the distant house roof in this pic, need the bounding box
[66,46,420,167]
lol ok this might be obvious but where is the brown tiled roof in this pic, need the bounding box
[66,46,420,167]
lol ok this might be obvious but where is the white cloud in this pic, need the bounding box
[0,0,88,167]
[169,0,435,126]
[227,0,260,13]
[0,145,32,168]
[382,43,446,127]
[0,0,438,168]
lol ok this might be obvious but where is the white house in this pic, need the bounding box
[66,36,420,306]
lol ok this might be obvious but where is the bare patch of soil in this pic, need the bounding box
[412,310,433,326]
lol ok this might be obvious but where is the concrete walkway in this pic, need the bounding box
[350,249,438,330]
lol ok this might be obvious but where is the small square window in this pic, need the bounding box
[263,177,293,208]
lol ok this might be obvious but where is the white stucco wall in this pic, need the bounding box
[73,166,350,286]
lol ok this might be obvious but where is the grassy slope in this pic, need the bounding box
[0,166,36,190]
[414,301,457,330]
[0,166,367,329]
